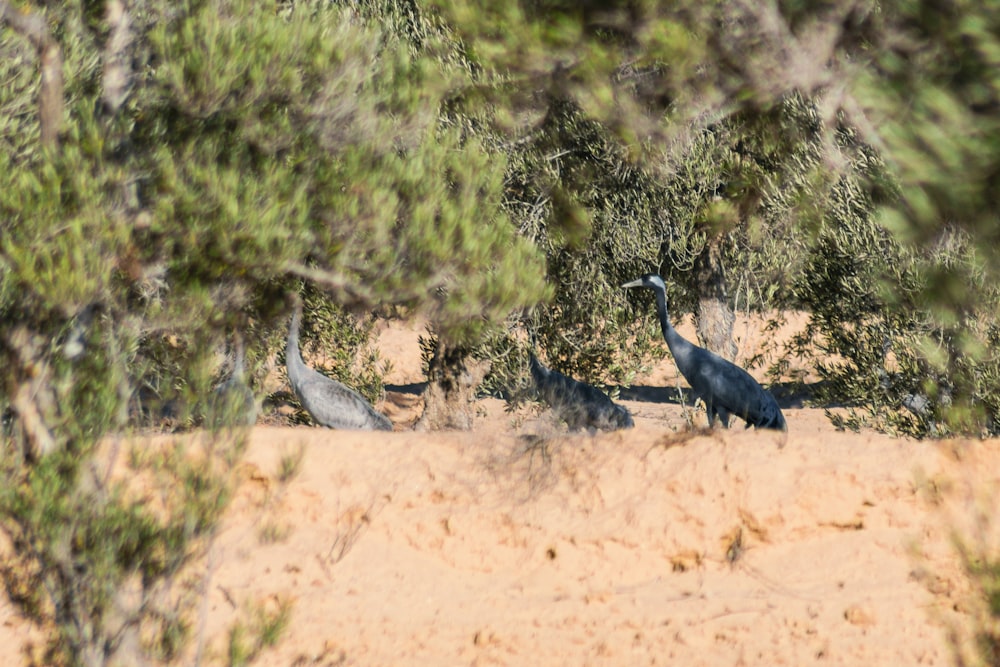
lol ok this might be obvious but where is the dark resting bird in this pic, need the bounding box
[529,353,634,432]
[285,297,392,431]
[622,273,786,431]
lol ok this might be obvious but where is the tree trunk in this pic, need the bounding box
[416,342,490,431]
[0,1,64,148]
[100,0,132,115]
[694,235,737,361]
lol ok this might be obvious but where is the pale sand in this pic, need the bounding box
[2,312,996,666]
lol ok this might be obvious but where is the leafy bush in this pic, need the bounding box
[0,0,550,661]
[0,433,244,666]
[792,167,1000,437]
[480,96,825,400]
[433,0,1000,443]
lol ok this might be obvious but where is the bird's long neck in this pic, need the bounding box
[232,331,246,379]
[286,305,305,372]
[653,289,696,363]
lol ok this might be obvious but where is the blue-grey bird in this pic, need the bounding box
[529,353,634,431]
[286,297,392,431]
[622,274,785,431]
[210,330,258,427]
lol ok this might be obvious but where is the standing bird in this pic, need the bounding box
[529,353,634,431]
[622,274,785,431]
[210,330,258,427]
[285,297,392,431]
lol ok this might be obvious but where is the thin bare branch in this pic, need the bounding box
[282,262,377,308]
[0,0,64,147]
[101,0,133,114]
[2,326,58,458]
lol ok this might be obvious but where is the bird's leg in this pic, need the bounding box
[706,403,719,428]
[717,407,731,429]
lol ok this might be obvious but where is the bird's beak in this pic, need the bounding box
[621,278,644,289]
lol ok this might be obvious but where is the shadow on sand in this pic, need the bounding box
[617,381,826,411]
[387,380,832,412]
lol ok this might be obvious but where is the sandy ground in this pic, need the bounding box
[2,313,999,666]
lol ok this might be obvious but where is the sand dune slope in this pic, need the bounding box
[2,312,997,666]
[178,423,989,667]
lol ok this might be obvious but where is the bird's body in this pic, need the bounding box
[286,300,392,431]
[529,353,634,432]
[623,274,785,431]
[211,331,258,427]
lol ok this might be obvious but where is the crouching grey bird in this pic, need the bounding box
[286,297,392,431]
[529,353,634,432]
[622,273,786,431]
[209,331,258,427]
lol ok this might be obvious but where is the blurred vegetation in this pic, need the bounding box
[0,0,545,661]
[225,596,293,667]
[435,0,1000,436]
[2,0,1000,662]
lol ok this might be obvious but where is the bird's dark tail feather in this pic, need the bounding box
[528,352,633,431]
[750,396,786,431]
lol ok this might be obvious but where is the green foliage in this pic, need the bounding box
[858,0,1000,299]
[793,193,1000,437]
[0,30,41,158]
[937,488,1000,667]
[955,556,1000,666]
[0,0,550,412]
[433,0,1000,447]
[276,445,305,485]
[0,434,242,666]
[0,0,550,661]
[481,96,823,398]
[226,597,293,667]
[432,0,701,146]
[480,100,673,397]
[435,0,1000,419]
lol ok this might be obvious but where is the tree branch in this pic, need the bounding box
[101,0,132,114]
[2,326,58,459]
[282,262,377,309]
[0,0,64,147]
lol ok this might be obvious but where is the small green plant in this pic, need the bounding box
[257,520,293,546]
[950,551,1000,667]
[0,432,244,667]
[917,473,1000,667]
[327,502,376,565]
[251,443,307,546]
[226,597,293,667]
[276,445,306,485]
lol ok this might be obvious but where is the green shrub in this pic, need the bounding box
[0,433,243,666]
[481,96,823,400]
[793,205,1000,438]
[0,0,550,661]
